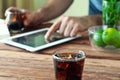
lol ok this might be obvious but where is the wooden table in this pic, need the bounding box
[0,24,120,80]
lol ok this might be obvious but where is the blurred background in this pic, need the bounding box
[0,0,88,21]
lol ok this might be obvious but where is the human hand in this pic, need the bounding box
[45,16,86,41]
[4,7,32,27]
[5,7,22,17]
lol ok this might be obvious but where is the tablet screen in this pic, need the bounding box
[12,30,64,48]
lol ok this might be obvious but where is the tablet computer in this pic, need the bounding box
[0,28,81,52]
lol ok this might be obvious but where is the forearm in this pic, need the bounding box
[28,0,73,25]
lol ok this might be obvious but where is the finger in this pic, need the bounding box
[5,7,13,16]
[64,20,74,37]
[5,7,19,16]
[45,19,61,40]
[70,24,80,37]
[59,17,69,35]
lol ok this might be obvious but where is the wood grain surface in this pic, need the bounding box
[0,23,119,80]
[0,50,119,80]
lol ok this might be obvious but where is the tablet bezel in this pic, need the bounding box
[0,28,81,52]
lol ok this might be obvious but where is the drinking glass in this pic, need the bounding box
[6,10,25,33]
[53,49,86,80]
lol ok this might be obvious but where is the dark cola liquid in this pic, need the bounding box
[8,21,24,31]
[53,53,85,80]
[7,11,25,33]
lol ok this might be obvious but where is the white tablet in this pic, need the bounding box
[0,28,81,52]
